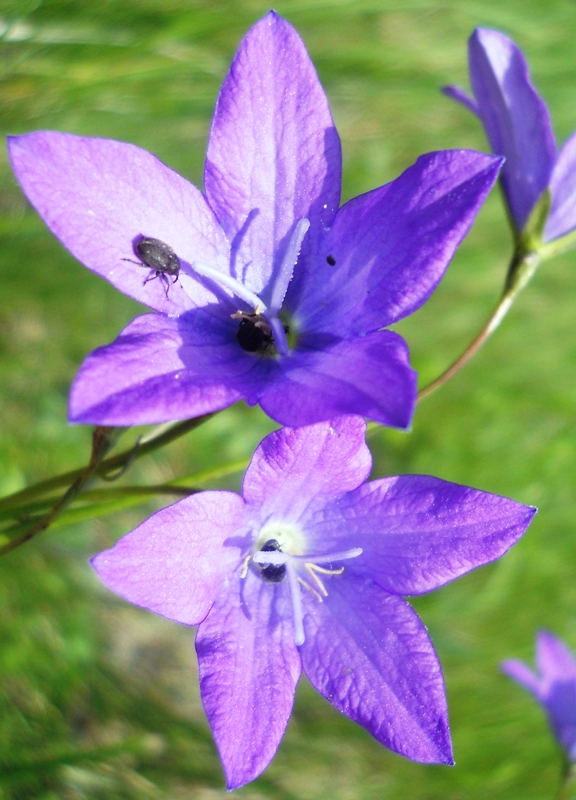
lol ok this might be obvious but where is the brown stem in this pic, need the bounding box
[0,413,213,512]
[0,426,115,556]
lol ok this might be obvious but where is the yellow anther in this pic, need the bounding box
[298,576,323,603]
[240,554,251,579]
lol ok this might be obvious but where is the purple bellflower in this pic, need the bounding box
[92,416,535,788]
[502,631,576,762]
[8,13,502,430]
[444,28,576,243]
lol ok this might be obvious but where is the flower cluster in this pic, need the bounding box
[7,10,544,791]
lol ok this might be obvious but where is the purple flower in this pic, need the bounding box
[92,416,535,788]
[8,13,502,430]
[444,28,576,242]
[502,631,576,762]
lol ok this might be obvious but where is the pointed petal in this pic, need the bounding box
[546,130,576,241]
[7,132,229,315]
[536,630,576,684]
[196,573,301,789]
[297,150,502,334]
[301,576,453,764]
[242,416,371,523]
[205,11,341,301]
[441,85,480,116]
[260,330,416,429]
[91,491,244,625]
[503,633,576,760]
[502,657,542,692]
[69,312,255,425]
[468,28,556,231]
[312,475,535,594]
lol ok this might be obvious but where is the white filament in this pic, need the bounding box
[286,561,305,646]
[191,261,266,311]
[252,545,362,647]
[253,550,288,565]
[293,548,363,564]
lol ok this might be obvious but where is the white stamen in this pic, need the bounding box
[269,218,310,313]
[191,261,266,311]
[293,547,363,564]
[252,550,288,565]
[286,561,305,646]
[269,316,289,356]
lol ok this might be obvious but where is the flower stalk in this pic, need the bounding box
[0,426,117,556]
[418,245,542,402]
[559,763,576,800]
[0,414,214,554]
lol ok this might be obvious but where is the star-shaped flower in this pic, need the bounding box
[8,13,502,430]
[443,28,576,243]
[92,416,535,788]
[502,631,576,762]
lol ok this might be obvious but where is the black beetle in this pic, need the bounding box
[257,539,286,583]
[123,237,180,298]
[236,314,274,353]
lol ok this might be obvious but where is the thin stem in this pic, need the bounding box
[558,762,576,800]
[0,413,213,513]
[418,249,541,402]
[0,426,116,556]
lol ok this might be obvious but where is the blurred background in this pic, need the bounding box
[1,0,576,797]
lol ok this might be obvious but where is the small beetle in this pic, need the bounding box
[257,539,286,583]
[232,311,290,354]
[123,237,180,298]
[235,313,274,353]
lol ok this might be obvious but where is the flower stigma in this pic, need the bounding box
[247,519,362,645]
[189,218,310,357]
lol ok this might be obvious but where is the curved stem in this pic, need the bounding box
[0,413,214,556]
[0,413,213,513]
[418,249,541,402]
[0,426,115,556]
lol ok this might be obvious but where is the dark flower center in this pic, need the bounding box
[257,539,286,583]
[236,314,274,353]
[235,312,290,355]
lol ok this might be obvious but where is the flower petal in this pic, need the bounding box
[260,330,417,429]
[503,632,576,761]
[536,630,576,685]
[546,130,576,241]
[441,85,480,117]
[311,475,535,594]
[91,491,245,625]
[8,131,229,315]
[501,659,541,697]
[242,416,371,523]
[296,150,502,334]
[204,11,341,302]
[69,311,256,425]
[196,572,301,789]
[301,575,453,764]
[468,28,556,231]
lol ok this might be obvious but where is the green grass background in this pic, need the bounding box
[1,0,576,796]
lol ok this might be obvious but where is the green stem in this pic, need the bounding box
[0,413,213,513]
[0,458,249,546]
[558,762,576,800]
[0,414,214,556]
[0,426,116,556]
[417,248,541,402]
